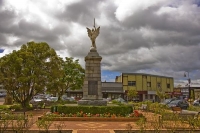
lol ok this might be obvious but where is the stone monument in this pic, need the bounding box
[78,19,107,106]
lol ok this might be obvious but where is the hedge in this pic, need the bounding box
[51,105,133,116]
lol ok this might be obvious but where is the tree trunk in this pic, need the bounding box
[21,100,31,110]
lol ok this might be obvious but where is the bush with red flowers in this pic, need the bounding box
[133,110,144,117]
[48,110,144,118]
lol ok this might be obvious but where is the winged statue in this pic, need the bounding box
[86,27,100,49]
[86,19,100,49]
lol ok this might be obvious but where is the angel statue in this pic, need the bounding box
[86,19,100,49]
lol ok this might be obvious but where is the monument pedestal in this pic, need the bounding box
[78,48,107,106]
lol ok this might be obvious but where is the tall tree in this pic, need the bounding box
[0,41,61,108]
[47,57,85,100]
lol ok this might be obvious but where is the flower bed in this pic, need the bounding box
[38,110,145,122]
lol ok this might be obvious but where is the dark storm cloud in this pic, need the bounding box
[16,20,61,43]
[0,9,17,35]
[120,3,200,47]
[0,0,4,7]
[99,28,149,54]
[0,11,70,49]
[56,0,119,56]
[1,0,200,84]
[57,0,103,26]
[0,33,6,45]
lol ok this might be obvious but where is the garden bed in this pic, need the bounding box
[38,116,142,121]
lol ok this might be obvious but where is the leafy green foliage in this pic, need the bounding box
[37,114,54,132]
[4,95,13,105]
[188,105,200,111]
[0,41,61,108]
[62,57,85,91]
[0,105,10,110]
[127,88,138,100]
[51,105,133,116]
[0,41,85,109]
[156,89,168,102]
[48,57,84,100]
[9,104,22,111]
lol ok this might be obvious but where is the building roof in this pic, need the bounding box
[121,73,173,79]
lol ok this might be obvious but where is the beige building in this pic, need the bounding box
[115,73,174,102]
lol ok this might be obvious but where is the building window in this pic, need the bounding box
[143,75,147,79]
[128,81,136,86]
[147,82,151,87]
[145,94,148,99]
[150,95,153,99]
[157,83,161,88]
[167,83,170,88]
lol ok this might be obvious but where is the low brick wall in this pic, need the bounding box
[38,116,141,122]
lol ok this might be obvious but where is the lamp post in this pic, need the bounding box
[184,72,191,99]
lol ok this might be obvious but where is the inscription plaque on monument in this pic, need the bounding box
[88,81,98,95]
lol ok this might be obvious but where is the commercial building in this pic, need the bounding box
[65,73,174,102]
[115,73,174,102]
[174,84,200,100]
[66,82,124,101]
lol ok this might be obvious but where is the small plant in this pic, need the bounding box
[136,116,146,133]
[0,112,12,132]
[126,123,132,133]
[11,112,30,133]
[11,116,26,133]
[36,114,54,133]
[54,122,65,133]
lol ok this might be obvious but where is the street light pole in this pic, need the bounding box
[184,72,191,99]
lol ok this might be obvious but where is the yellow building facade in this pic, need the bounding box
[115,73,174,102]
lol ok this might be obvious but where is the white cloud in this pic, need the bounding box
[114,0,166,21]
[7,35,19,45]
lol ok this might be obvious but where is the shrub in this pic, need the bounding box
[9,104,22,111]
[0,105,10,110]
[188,105,200,111]
[4,95,13,105]
[51,105,133,116]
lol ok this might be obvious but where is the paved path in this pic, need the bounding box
[29,121,136,133]
[21,109,137,133]
[182,110,199,115]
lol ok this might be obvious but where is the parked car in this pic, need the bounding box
[29,94,48,103]
[193,100,200,106]
[0,92,6,97]
[61,95,75,101]
[161,98,178,105]
[167,100,189,109]
[29,97,44,104]
[114,98,126,103]
[47,97,58,102]
[132,98,140,102]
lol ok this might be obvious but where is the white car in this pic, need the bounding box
[47,97,58,102]
[193,100,200,106]
[29,98,44,104]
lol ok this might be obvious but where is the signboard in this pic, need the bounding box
[172,88,182,95]
[148,91,156,94]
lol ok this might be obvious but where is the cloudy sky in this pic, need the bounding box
[0,0,200,87]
